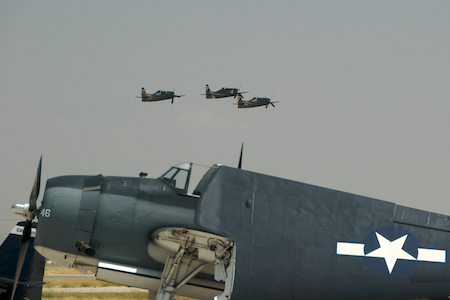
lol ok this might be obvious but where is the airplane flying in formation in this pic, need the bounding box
[202,84,247,99]
[234,93,279,109]
[137,85,280,109]
[136,87,184,104]
[9,155,450,300]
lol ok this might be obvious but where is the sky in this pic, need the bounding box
[1,1,450,242]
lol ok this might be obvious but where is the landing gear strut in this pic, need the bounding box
[152,228,235,300]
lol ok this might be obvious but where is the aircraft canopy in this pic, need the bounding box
[159,162,192,194]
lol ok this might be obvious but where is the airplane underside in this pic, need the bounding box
[35,227,236,300]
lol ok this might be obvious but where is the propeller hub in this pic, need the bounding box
[11,203,34,220]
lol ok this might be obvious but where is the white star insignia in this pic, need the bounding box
[337,231,446,275]
[365,233,415,274]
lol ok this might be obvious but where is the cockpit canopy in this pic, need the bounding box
[158,162,192,194]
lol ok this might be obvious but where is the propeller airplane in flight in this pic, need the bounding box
[202,84,247,99]
[137,88,184,104]
[234,93,278,108]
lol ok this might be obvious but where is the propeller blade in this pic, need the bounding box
[10,220,32,300]
[238,143,243,169]
[271,102,275,108]
[171,97,174,104]
[10,156,42,299]
[29,156,42,212]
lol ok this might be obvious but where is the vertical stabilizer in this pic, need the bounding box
[0,222,46,300]
[205,84,211,98]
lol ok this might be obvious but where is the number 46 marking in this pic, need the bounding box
[40,209,51,218]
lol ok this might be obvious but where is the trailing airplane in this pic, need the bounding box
[234,93,278,108]
[0,221,45,300]
[10,157,450,300]
[136,87,184,104]
[202,84,247,99]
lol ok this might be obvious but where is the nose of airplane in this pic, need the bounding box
[34,175,102,264]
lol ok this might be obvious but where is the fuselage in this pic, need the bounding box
[34,175,199,268]
[206,88,239,99]
[33,165,450,300]
[142,91,178,102]
[237,97,271,108]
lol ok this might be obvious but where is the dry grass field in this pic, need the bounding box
[42,266,196,300]
[43,291,149,299]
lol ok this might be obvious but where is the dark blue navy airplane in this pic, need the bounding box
[9,156,450,300]
[0,222,45,300]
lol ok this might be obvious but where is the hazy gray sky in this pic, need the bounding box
[1,1,450,242]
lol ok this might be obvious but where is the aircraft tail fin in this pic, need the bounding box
[141,87,146,95]
[0,222,46,300]
[203,84,212,98]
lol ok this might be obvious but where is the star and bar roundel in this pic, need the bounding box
[337,226,447,277]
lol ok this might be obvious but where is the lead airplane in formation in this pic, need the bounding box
[9,156,450,300]
[234,93,279,108]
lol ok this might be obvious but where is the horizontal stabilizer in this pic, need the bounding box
[0,277,46,288]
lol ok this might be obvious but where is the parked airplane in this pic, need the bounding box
[0,221,45,300]
[137,88,184,104]
[235,93,278,108]
[202,84,247,99]
[10,157,450,300]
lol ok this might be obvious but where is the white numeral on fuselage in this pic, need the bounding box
[40,208,51,218]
